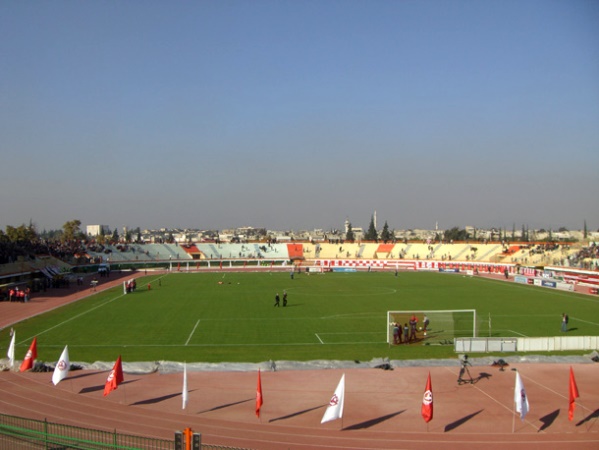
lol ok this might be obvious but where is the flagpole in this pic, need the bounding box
[511,369,516,433]
[511,404,516,433]
[511,370,517,433]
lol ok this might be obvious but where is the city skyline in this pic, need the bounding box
[2,1,598,233]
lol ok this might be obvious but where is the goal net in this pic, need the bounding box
[387,309,477,345]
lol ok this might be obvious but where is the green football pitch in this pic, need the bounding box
[5,271,599,363]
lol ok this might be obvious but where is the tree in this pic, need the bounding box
[380,221,393,243]
[364,215,378,241]
[62,220,82,242]
[443,227,469,242]
[39,228,62,241]
[111,228,119,243]
[345,222,355,242]
[584,220,588,239]
[5,224,37,243]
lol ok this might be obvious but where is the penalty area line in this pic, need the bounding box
[315,333,324,344]
[185,320,200,346]
[508,329,528,337]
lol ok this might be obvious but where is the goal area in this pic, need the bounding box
[387,309,477,345]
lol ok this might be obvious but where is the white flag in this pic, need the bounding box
[321,374,345,424]
[182,362,189,410]
[514,371,529,420]
[7,331,15,369]
[52,346,70,385]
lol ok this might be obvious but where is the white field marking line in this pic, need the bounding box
[570,316,599,327]
[508,330,528,337]
[442,366,541,433]
[315,332,383,335]
[491,315,599,327]
[315,333,324,344]
[185,320,200,346]
[191,315,381,321]
[492,314,559,318]
[37,341,388,348]
[285,287,397,297]
[321,313,380,320]
[197,316,343,321]
[19,293,126,345]
[499,279,599,304]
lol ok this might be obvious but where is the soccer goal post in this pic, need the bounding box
[387,309,477,344]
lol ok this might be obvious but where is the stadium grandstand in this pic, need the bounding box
[1,235,598,301]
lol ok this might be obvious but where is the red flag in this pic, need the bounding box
[103,356,124,397]
[568,366,579,421]
[421,372,433,423]
[256,369,263,417]
[19,337,38,372]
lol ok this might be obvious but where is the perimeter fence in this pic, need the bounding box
[0,413,248,450]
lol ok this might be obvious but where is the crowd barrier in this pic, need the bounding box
[455,336,599,353]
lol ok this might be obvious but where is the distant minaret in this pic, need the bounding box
[374,210,377,230]
[344,217,350,234]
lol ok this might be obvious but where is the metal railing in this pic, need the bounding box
[0,413,251,450]
[0,413,174,450]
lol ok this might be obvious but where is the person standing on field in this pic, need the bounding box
[409,315,418,342]
[274,293,280,307]
[393,323,401,344]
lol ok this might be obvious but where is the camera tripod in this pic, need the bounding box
[457,363,474,385]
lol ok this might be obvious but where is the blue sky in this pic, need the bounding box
[1,1,598,233]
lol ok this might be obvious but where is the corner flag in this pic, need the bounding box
[421,372,433,423]
[52,346,70,385]
[514,371,529,420]
[321,374,345,424]
[256,369,263,418]
[103,356,124,396]
[568,366,579,421]
[7,331,15,369]
[19,337,37,372]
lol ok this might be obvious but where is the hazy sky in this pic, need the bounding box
[1,1,598,233]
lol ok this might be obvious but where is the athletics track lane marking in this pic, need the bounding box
[443,366,541,433]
